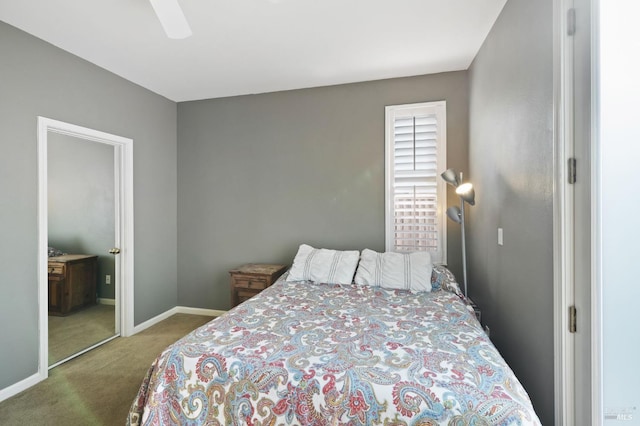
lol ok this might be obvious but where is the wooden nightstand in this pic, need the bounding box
[229,263,287,308]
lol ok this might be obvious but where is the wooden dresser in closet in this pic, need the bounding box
[48,254,98,316]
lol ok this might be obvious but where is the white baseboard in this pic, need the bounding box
[0,371,46,403]
[131,307,179,334]
[174,306,227,317]
[131,306,226,335]
[97,298,116,305]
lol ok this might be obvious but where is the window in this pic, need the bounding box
[385,101,447,263]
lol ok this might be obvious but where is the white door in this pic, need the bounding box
[570,0,593,423]
[557,0,593,422]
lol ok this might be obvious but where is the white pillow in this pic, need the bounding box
[354,249,432,292]
[287,244,360,285]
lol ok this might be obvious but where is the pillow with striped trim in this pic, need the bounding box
[287,244,360,285]
[354,249,432,292]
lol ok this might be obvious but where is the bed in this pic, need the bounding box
[127,248,541,425]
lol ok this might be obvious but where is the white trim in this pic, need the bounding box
[131,306,225,335]
[384,100,447,262]
[131,307,178,334]
[175,306,227,317]
[37,117,134,384]
[590,0,602,421]
[553,0,575,424]
[0,372,44,402]
[36,117,50,390]
[98,298,117,306]
[119,135,135,337]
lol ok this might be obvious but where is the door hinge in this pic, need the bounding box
[567,8,576,36]
[568,158,577,184]
[569,305,577,333]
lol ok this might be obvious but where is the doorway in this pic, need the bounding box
[47,132,117,366]
[37,117,134,376]
[555,0,594,422]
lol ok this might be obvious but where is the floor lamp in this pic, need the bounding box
[441,168,475,297]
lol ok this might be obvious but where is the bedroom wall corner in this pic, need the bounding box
[467,0,555,423]
[0,21,178,394]
[176,72,469,310]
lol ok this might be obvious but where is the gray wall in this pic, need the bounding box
[48,133,115,299]
[177,72,469,309]
[0,21,177,390]
[467,0,554,423]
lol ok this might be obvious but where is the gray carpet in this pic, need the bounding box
[49,304,116,365]
[0,313,214,426]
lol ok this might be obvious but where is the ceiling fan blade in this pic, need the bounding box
[149,0,192,39]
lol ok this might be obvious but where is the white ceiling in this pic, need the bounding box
[0,0,507,102]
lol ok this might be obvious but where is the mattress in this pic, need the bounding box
[128,274,541,425]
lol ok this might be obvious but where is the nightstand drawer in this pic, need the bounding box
[233,276,268,290]
[237,289,260,303]
[229,264,287,308]
[49,264,64,275]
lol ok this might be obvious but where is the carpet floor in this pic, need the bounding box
[49,304,116,365]
[0,313,214,426]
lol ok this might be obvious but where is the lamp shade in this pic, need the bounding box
[446,206,462,224]
[441,168,460,187]
[456,183,476,206]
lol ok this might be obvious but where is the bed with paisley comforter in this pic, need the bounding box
[127,267,541,425]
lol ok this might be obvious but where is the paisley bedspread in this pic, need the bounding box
[127,276,541,425]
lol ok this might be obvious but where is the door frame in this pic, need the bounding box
[553,0,577,423]
[37,117,134,380]
[554,0,600,423]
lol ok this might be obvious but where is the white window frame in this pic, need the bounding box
[384,101,447,263]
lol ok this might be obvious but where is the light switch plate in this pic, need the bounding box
[498,228,504,246]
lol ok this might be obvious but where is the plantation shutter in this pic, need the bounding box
[385,101,446,262]
[392,114,439,252]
